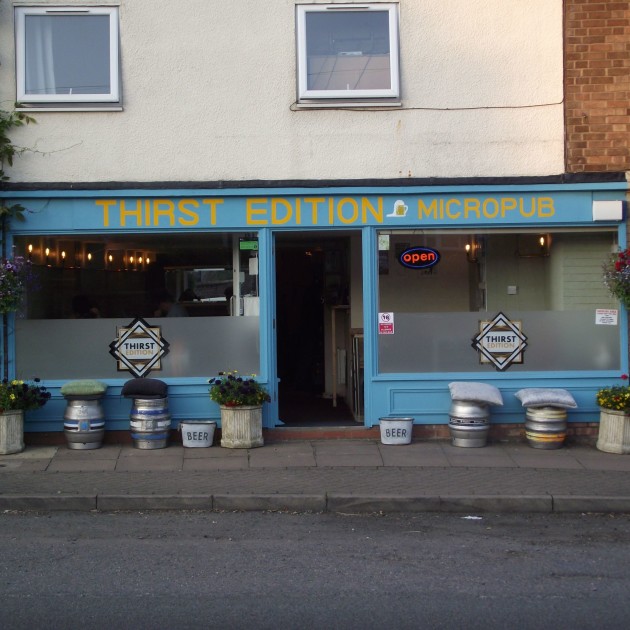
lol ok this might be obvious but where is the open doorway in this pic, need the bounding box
[275,231,362,426]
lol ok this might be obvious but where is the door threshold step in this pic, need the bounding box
[265,426,378,441]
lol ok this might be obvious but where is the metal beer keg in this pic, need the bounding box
[130,397,171,449]
[63,399,105,450]
[525,406,567,449]
[448,400,490,448]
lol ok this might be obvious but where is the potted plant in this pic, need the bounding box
[0,377,51,454]
[602,248,630,308]
[208,371,270,448]
[596,375,630,454]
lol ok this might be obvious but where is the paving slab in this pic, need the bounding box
[183,447,248,460]
[379,444,450,467]
[182,457,250,472]
[114,457,184,472]
[313,441,382,455]
[442,447,518,468]
[315,453,384,467]
[0,446,58,459]
[53,445,122,460]
[0,459,51,472]
[47,459,118,472]
[506,449,585,470]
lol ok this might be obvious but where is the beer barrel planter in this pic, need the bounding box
[514,388,577,450]
[60,380,108,450]
[447,382,503,448]
[122,378,170,449]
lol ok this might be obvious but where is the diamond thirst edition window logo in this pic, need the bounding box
[109,317,170,378]
[472,312,528,371]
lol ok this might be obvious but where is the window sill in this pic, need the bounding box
[16,105,124,112]
[294,100,402,110]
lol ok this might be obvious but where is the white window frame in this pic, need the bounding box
[296,3,400,102]
[15,6,120,105]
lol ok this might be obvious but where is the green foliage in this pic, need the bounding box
[0,106,35,240]
[597,377,630,411]
[0,107,35,179]
[0,255,35,314]
[602,248,630,308]
[0,377,51,413]
[209,371,271,407]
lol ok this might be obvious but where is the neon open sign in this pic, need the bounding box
[398,246,441,269]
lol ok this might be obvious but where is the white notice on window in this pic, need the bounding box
[378,312,395,334]
[596,309,618,326]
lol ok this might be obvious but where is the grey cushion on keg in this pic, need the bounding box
[121,378,168,399]
[448,382,503,406]
[61,379,108,400]
[515,388,577,409]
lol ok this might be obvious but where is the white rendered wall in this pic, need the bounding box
[0,0,564,184]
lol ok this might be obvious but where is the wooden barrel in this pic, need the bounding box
[525,407,567,449]
[63,399,105,450]
[130,398,171,449]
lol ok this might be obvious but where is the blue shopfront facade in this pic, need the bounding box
[1,177,628,437]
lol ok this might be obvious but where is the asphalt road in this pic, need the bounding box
[1,510,630,629]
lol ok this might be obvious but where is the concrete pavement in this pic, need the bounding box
[2,439,630,513]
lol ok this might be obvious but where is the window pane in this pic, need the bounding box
[13,233,260,379]
[16,317,260,379]
[305,11,391,91]
[24,15,111,96]
[377,231,620,373]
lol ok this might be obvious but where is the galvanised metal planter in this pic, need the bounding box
[597,407,630,454]
[220,405,263,449]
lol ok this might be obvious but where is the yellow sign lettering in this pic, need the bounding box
[246,198,269,225]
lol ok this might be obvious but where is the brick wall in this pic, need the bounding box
[565,1,630,172]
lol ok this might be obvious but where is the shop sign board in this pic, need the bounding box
[109,317,170,377]
[398,246,440,269]
[472,312,527,371]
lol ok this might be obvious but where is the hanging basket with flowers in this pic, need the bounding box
[602,248,630,309]
[0,255,35,314]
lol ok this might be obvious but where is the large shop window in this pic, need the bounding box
[13,233,260,380]
[377,231,621,373]
[296,3,400,103]
[15,6,120,106]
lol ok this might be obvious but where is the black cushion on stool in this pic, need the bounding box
[121,378,168,399]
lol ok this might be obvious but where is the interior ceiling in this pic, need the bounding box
[275,230,354,244]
